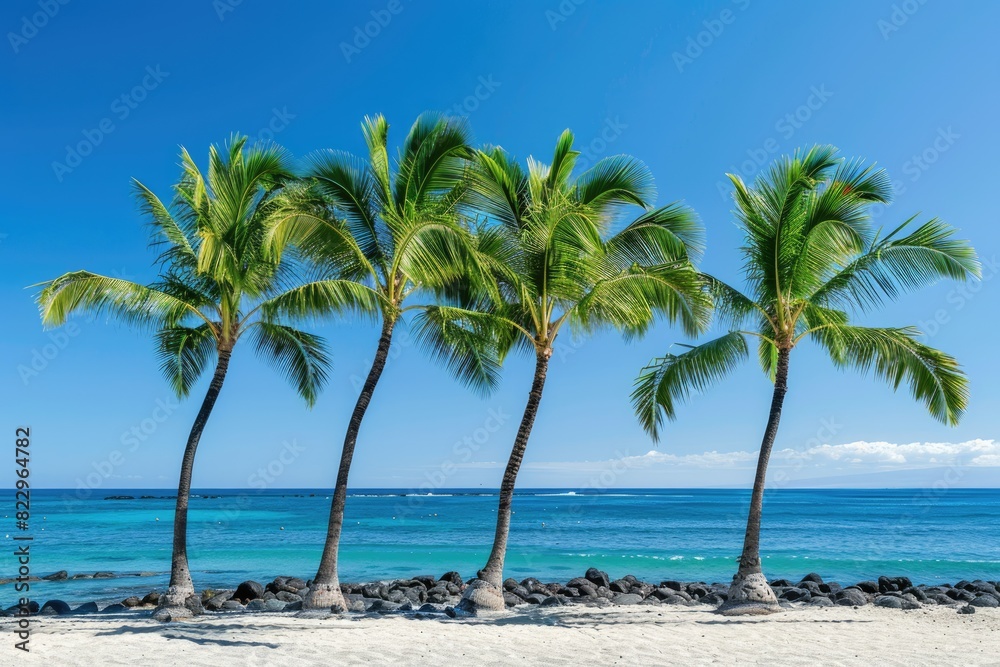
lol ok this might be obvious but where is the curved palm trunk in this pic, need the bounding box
[162,346,233,608]
[304,318,395,611]
[459,348,550,613]
[720,346,790,616]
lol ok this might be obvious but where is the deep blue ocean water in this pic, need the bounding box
[2,488,998,606]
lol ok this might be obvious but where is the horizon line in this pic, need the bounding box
[21,486,1000,492]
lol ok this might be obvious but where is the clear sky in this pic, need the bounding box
[2,0,997,491]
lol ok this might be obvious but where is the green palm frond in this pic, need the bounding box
[37,271,204,329]
[394,113,472,210]
[306,149,385,264]
[702,274,761,330]
[632,332,749,441]
[258,279,385,322]
[811,324,968,425]
[546,129,579,192]
[266,200,376,284]
[469,147,529,231]
[249,322,331,407]
[156,324,218,397]
[578,263,710,338]
[133,179,197,268]
[411,305,505,396]
[604,202,704,266]
[756,334,778,381]
[361,114,394,211]
[393,218,477,288]
[811,216,981,310]
[574,155,654,214]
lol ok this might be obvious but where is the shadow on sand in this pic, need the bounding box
[95,623,282,649]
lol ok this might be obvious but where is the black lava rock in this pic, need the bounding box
[40,600,71,615]
[609,579,630,593]
[875,595,904,609]
[503,592,525,607]
[835,588,868,606]
[585,568,611,589]
[439,571,464,586]
[232,581,264,604]
[855,581,879,594]
[969,595,999,608]
[780,588,811,602]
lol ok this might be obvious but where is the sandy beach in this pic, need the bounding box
[5,605,998,666]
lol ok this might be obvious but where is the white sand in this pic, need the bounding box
[3,605,998,666]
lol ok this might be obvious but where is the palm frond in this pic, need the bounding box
[632,332,749,441]
[702,274,762,330]
[306,149,385,263]
[361,114,394,212]
[395,113,472,211]
[133,178,197,268]
[249,322,331,407]
[394,219,478,289]
[37,271,203,329]
[577,263,710,338]
[411,305,505,396]
[546,129,579,192]
[811,216,980,310]
[604,202,704,265]
[258,279,385,322]
[155,324,218,397]
[811,324,968,425]
[574,155,655,214]
[468,146,529,231]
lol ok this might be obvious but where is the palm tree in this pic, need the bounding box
[442,131,711,612]
[37,137,343,612]
[632,145,980,615]
[266,113,496,610]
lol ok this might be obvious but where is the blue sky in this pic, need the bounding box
[2,0,997,490]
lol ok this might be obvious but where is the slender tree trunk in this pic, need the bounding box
[720,346,790,615]
[304,318,395,611]
[162,346,233,608]
[459,348,551,612]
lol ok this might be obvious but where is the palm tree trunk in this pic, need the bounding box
[459,348,550,612]
[162,346,233,608]
[720,346,790,616]
[304,318,395,610]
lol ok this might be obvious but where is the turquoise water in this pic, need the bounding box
[2,488,998,606]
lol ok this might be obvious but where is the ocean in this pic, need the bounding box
[2,488,998,606]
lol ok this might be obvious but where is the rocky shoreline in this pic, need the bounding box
[6,569,999,619]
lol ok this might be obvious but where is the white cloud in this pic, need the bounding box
[795,438,999,466]
[520,438,1000,473]
[970,454,1000,467]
